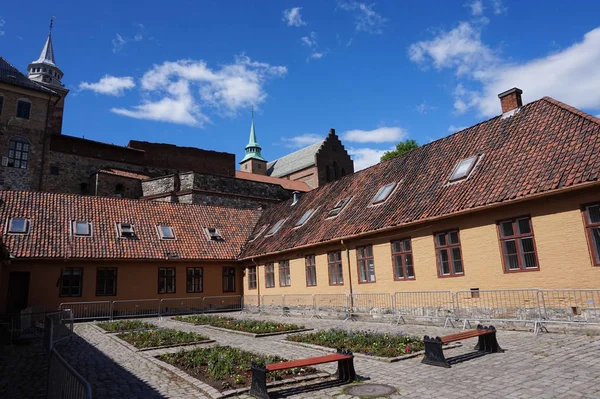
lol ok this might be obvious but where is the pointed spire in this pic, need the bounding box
[35,18,56,65]
[241,108,266,163]
[28,17,65,89]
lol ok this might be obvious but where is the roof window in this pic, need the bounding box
[158,225,175,240]
[117,223,136,238]
[205,227,223,241]
[449,155,480,182]
[295,208,318,228]
[72,221,92,237]
[327,197,352,218]
[8,218,30,234]
[265,219,286,237]
[371,183,397,205]
[248,225,268,242]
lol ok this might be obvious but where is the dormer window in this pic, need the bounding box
[8,218,30,234]
[248,225,268,242]
[327,197,352,218]
[158,225,175,240]
[265,219,286,237]
[295,209,317,227]
[117,223,136,238]
[205,227,223,241]
[449,155,480,182]
[72,220,92,237]
[371,183,396,205]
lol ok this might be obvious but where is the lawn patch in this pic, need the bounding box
[174,315,307,336]
[97,319,156,333]
[157,345,317,392]
[117,328,211,349]
[287,328,424,358]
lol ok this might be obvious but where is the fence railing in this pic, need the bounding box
[538,289,600,323]
[59,301,111,321]
[44,310,74,353]
[46,348,92,399]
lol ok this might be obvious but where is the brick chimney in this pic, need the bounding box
[498,87,523,113]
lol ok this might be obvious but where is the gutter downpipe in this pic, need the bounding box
[252,258,260,308]
[340,239,353,310]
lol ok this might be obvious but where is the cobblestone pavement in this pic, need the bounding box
[5,313,600,398]
[0,339,48,399]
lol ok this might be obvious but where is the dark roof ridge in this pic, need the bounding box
[541,96,600,126]
[0,56,56,94]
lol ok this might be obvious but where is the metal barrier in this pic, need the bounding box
[111,299,160,319]
[159,297,204,316]
[350,293,394,316]
[282,294,315,316]
[44,310,74,353]
[46,348,92,399]
[454,289,542,328]
[242,295,260,313]
[313,294,348,318]
[393,291,454,324]
[202,295,243,312]
[260,295,285,314]
[59,301,111,321]
[539,289,600,324]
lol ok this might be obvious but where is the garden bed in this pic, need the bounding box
[157,345,319,393]
[173,315,309,336]
[286,328,426,361]
[116,328,213,350]
[97,319,156,333]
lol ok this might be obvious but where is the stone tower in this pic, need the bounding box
[239,112,267,175]
[27,19,67,94]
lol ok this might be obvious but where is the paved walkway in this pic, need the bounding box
[5,313,600,398]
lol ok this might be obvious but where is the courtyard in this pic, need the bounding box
[3,312,600,399]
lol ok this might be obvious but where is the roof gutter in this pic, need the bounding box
[341,239,353,308]
[240,180,600,261]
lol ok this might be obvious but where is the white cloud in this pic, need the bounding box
[0,17,5,36]
[111,55,287,126]
[448,125,468,133]
[410,22,600,117]
[343,127,407,143]
[310,52,326,60]
[339,2,387,34]
[467,0,484,16]
[490,0,507,14]
[282,7,306,27]
[301,32,318,47]
[348,147,389,170]
[281,134,322,148]
[415,103,437,115]
[79,75,136,96]
[112,33,126,53]
[112,24,146,53]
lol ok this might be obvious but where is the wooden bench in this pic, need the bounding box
[249,349,356,399]
[421,324,503,368]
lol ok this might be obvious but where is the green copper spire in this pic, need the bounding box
[241,109,266,163]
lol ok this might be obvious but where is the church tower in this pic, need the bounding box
[240,111,267,175]
[27,19,66,93]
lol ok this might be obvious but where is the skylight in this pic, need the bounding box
[295,208,317,227]
[158,225,175,240]
[449,155,480,182]
[327,197,352,218]
[265,219,286,236]
[248,225,268,242]
[205,227,223,241]
[8,218,29,234]
[72,220,92,237]
[371,183,396,205]
[117,223,135,238]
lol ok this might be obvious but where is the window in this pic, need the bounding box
[248,225,268,242]
[72,220,92,237]
[265,219,286,237]
[205,227,223,241]
[7,136,29,169]
[584,204,600,266]
[96,268,117,296]
[7,218,30,234]
[279,261,291,287]
[449,155,479,182]
[371,182,396,205]
[265,263,275,288]
[50,166,59,175]
[248,266,257,289]
[60,268,83,297]
[357,245,376,283]
[305,255,317,286]
[498,217,539,272]
[392,239,415,280]
[16,100,31,119]
[295,209,317,227]
[158,225,175,240]
[327,197,352,218]
[328,251,344,285]
[435,230,464,277]
[223,267,236,292]
[158,268,176,294]
[187,268,203,293]
[117,223,136,238]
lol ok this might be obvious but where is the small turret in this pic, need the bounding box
[28,18,65,90]
[240,110,268,175]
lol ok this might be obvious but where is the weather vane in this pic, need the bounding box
[49,16,56,33]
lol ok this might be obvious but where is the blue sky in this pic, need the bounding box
[1,1,600,170]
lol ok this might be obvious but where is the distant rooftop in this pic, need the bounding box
[267,140,324,178]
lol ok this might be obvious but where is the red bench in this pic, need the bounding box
[249,349,356,399]
[422,324,503,368]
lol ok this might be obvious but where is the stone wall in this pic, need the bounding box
[93,172,143,199]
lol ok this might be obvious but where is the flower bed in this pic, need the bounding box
[157,345,316,391]
[174,315,305,334]
[98,319,156,332]
[287,328,424,357]
[117,328,210,349]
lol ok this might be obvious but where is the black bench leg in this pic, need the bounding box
[335,349,357,382]
[474,324,486,352]
[421,336,450,368]
[473,325,504,353]
[249,362,270,399]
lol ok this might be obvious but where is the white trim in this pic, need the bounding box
[446,153,484,186]
[368,181,402,208]
[325,196,353,220]
[293,207,320,229]
[70,220,93,238]
[265,219,287,237]
[157,225,177,240]
[6,217,31,235]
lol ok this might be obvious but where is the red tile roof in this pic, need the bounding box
[234,171,311,192]
[1,191,260,261]
[241,97,600,258]
[97,168,151,180]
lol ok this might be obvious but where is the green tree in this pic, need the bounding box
[380,139,419,162]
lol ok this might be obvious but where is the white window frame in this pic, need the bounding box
[7,218,30,235]
[157,225,176,240]
[117,223,136,238]
[448,154,481,183]
[369,182,398,206]
[265,219,286,237]
[326,197,353,219]
[204,227,223,241]
[71,220,93,237]
[294,208,319,228]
